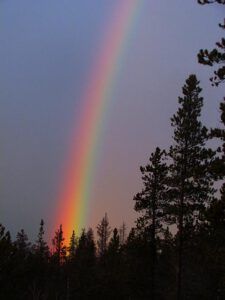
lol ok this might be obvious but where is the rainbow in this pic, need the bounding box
[56,0,141,241]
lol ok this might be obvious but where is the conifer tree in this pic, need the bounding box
[108,228,120,254]
[15,229,30,256]
[71,228,96,298]
[76,228,96,263]
[86,228,96,260]
[168,74,215,299]
[68,230,76,260]
[97,213,111,257]
[52,224,66,265]
[134,147,168,300]
[34,219,49,259]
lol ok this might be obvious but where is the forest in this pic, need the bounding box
[1,1,225,299]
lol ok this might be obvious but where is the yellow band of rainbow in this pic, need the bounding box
[55,0,141,241]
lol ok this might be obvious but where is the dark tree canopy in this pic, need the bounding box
[198,0,225,4]
[52,224,66,265]
[197,1,225,86]
[96,213,111,257]
[168,74,216,299]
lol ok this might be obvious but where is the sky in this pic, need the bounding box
[0,0,224,241]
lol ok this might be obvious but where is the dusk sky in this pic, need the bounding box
[0,1,224,241]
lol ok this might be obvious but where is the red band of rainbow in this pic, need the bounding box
[55,0,141,241]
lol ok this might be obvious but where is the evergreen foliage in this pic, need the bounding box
[96,213,111,257]
[168,74,216,299]
[134,147,169,300]
[197,1,225,86]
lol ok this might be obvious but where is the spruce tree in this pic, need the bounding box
[15,229,30,256]
[68,230,76,261]
[134,147,168,300]
[76,228,96,263]
[168,74,215,299]
[108,228,120,254]
[52,224,66,265]
[72,229,96,298]
[97,213,111,257]
[34,219,49,259]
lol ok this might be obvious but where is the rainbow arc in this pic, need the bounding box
[56,0,141,241]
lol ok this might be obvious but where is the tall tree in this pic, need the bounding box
[72,229,96,298]
[68,230,76,261]
[52,224,66,265]
[75,228,96,265]
[34,219,49,259]
[97,213,111,257]
[134,147,168,300]
[169,75,215,299]
[108,228,120,254]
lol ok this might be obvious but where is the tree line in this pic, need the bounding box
[0,74,224,299]
[0,1,225,299]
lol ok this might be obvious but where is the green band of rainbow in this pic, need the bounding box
[56,0,141,241]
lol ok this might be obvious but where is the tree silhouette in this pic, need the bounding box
[169,74,216,299]
[68,230,76,261]
[15,229,30,255]
[97,213,111,258]
[34,219,49,259]
[52,224,66,265]
[134,147,168,300]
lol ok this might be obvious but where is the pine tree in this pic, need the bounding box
[52,224,66,265]
[108,228,120,254]
[86,228,96,261]
[72,228,96,298]
[168,75,215,299]
[34,219,49,259]
[68,230,76,260]
[76,228,96,263]
[15,229,30,256]
[97,213,111,257]
[134,147,168,300]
